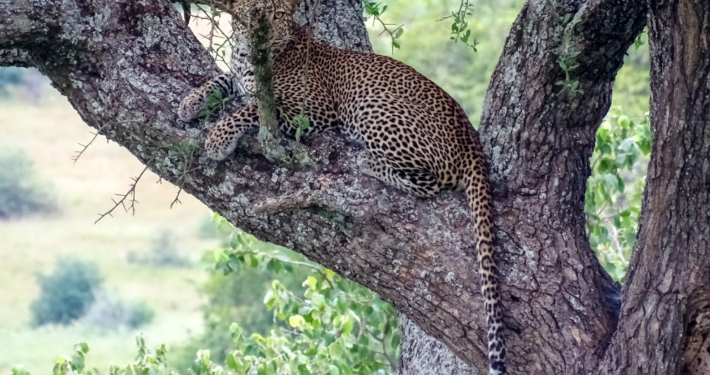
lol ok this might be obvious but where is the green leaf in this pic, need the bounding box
[11,366,31,375]
[289,315,306,328]
[598,158,613,173]
[70,353,85,372]
[390,332,401,348]
[618,115,632,129]
[77,342,90,354]
[303,276,318,290]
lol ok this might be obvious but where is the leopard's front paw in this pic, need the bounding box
[204,130,238,161]
[178,91,206,121]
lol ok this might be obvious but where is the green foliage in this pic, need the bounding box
[293,114,311,143]
[555,50,583,95]
[551,7,584,95]
[52,342,99,375]
[31,258,102,326]
[439,0,479,51]
[633,30,646,50]
[11,366,31,375]
[0,149,56,219]
[198,89,231,123]
[363,1,404,51]
[211,216,399,374]
[585,108,651,282]
[107,336,175,375]
[38,216,399,375]
[173,215,398,374]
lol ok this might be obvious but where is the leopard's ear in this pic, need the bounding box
[215,0,249,14]
[282,0,304,14]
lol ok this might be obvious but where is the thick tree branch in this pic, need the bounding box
[598,1,710,374]
[0,0,651,374]
[475,0,646,373]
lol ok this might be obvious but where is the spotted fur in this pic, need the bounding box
[683,291,710,375]
[178,1,506,373]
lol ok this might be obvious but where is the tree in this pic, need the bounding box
[1,0,708,374]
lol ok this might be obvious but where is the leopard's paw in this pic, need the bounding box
[204,129,239,161]
[177,90,206,121]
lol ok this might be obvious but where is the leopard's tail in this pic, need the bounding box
[464,171,507,375]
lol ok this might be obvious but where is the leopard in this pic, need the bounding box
[178,0,506,373]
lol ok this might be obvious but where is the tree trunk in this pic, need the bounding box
[597,1,710,374]
[2,0,709,374]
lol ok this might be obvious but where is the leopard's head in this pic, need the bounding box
[218,0,303,56]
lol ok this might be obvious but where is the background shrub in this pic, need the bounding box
[82,292,155,330]
[0,67,48,100]
[31,258,102,326]
[0,149,56,220]
[126,230,190,268]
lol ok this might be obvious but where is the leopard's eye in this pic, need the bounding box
[273,11,285,20]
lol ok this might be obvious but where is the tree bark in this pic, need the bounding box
[4,0,708,374]
[597,1,710,374]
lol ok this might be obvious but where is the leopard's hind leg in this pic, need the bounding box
[357,151,440,198]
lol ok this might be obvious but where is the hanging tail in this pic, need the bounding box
[464,172,506,375]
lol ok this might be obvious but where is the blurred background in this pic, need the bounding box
[0,0,649,373]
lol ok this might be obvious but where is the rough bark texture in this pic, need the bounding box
[598,0,710,374]
[398,315,478,375]
[3,0,707,374]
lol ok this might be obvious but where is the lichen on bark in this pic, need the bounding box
[249,13,286,162]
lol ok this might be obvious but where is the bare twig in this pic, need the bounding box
[170,187,183,208]
[72,124,107,163]
[95,165,150,224]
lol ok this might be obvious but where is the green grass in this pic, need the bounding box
[0,18,240,374]
[0,91,215,373]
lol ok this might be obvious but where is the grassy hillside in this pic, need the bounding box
[0,89,219,373]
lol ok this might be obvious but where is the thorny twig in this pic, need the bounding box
[170,165,200,208]
[95,165,150,224]
[72,124,107,163]
[193,5,236,71]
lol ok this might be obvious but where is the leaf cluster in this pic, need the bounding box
[210,215,400,374]
[585,108,652,281]
[363,1,404,51]
[439,0,479,51]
